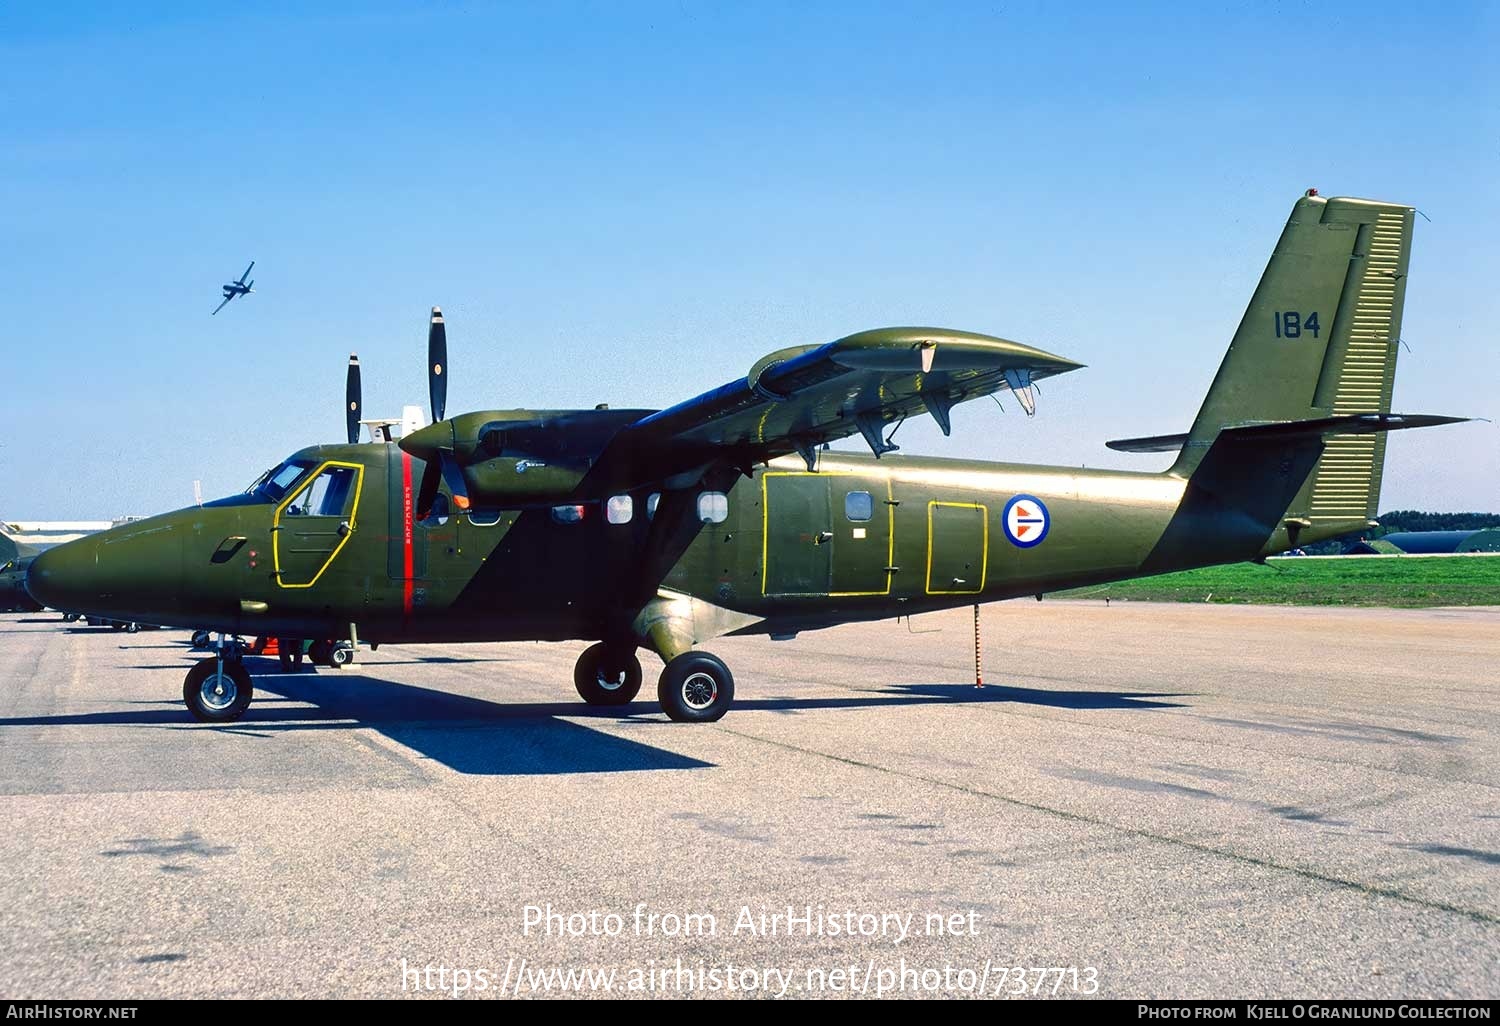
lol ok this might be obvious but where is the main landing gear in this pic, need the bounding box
[183,636,253,723]
[573,643,643,705]
[571,645,735,722]
[657,652,734,723]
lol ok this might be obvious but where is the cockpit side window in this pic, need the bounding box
[286,466,359,518]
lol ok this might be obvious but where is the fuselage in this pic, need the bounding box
[26,442,1206,643]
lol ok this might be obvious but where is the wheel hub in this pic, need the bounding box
[681,672,718,710]
[199,673,237,712]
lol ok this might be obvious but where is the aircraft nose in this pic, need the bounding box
[25,539,95,613]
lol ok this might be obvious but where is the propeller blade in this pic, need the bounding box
[415,459,440,520]
[439,450,471,510]
[346,353,362,444]
[428,306,447,423]
[413,452,470,518]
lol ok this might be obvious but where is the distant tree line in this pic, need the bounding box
[1371,510,1500,533]
[1298,511,1500,555]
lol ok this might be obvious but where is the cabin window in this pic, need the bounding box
[468,509,502,527]
[551,504,586,524]
[422,493,450,527]
[606,495,633,525]
[697,492,729,524]
[646,493,661,520]
[844,490,874,523]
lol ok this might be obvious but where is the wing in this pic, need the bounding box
[238,261,254,285]
[599,326,1082,483]
[211,294,233,316]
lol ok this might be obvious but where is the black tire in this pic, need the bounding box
[657,651,734,723]
[183,658,254,723]
[573,643,643,705]
[63,613,79,623]
[125,622,140,634]
[329,645,353,668]
[309,639,334,666]
[190,629,211,649]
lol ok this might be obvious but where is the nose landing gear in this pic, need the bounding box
[183,637,253,723]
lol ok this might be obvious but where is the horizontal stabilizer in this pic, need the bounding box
[1110,414,1465,454]
[1219,412,1468,441]
[1106,432,1189,454]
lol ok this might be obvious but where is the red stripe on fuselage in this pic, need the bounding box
[401,452,414,618]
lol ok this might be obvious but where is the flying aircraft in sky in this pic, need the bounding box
[212,261,255,315]
[27,191,1467,725]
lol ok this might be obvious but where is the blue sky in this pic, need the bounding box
[2,1,1496,517]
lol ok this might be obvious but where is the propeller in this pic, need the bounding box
[414,306,469,514]
[345,354,362,445]
[428,307,447,423]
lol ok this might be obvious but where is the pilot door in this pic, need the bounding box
[273,461,365,588]
[762,472,893,597]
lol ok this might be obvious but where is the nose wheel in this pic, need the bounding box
[657,651,734,723]
[183,657,254,723]
[573,643,643,705]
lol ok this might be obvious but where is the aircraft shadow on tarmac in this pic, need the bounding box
[0,660,1185,776]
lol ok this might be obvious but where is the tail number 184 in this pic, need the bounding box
[1273,311,1320,339]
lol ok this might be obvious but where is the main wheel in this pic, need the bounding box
[309,639,334,666]
[183,658,254,723]
[329,644,353,668]
[63,613,79,623]
[573,643,643,705]
[657,651,734,723]
[125,622,140,634]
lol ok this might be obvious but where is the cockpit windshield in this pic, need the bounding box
[246,459,316,503]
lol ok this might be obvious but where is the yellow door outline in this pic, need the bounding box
[273,460,365,589]
[925,500,988,595]
[761,471,894,597]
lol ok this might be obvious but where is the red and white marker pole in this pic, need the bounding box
[973,603,983,688]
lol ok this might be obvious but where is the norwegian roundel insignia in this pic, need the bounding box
[1002,494,1050,549]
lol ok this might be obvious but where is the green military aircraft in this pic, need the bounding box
[1,558,40,614]
[26,191,1465,724]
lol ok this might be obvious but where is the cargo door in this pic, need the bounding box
[762,472,832,596]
